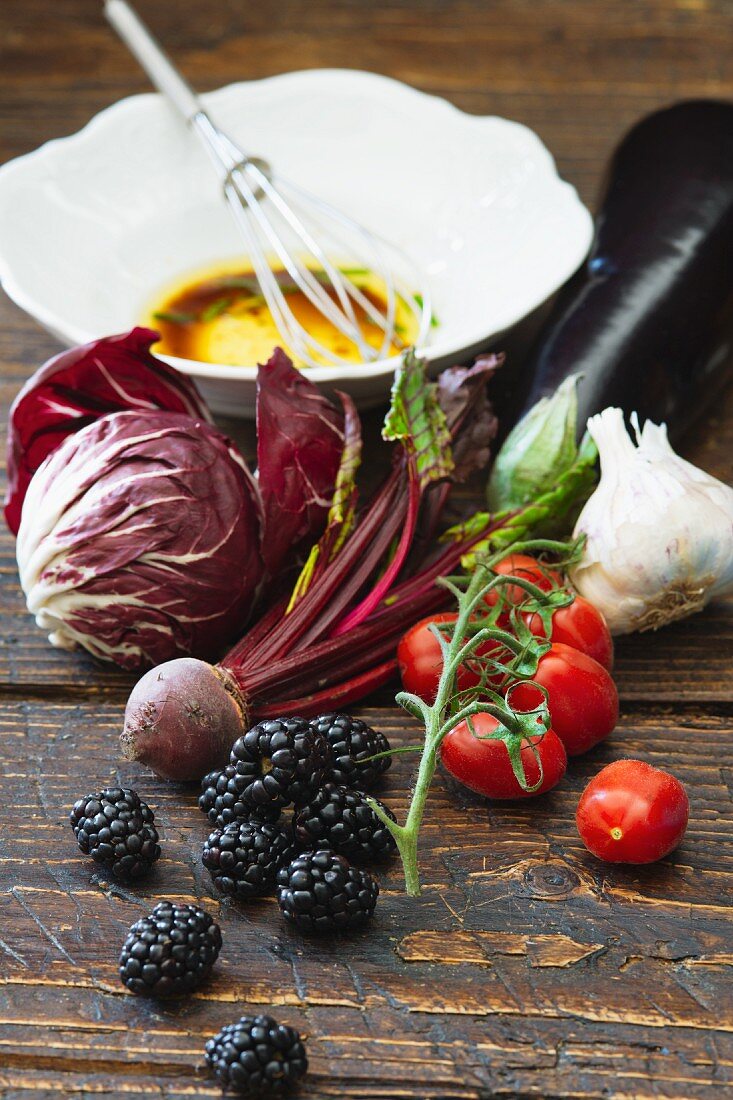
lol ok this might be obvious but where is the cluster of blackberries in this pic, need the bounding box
[200,714,394,933]
[68,711,392,1094]
[69,792,308,1097]
[118,902,306,1093]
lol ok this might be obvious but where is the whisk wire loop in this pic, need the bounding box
[105,0,431,369]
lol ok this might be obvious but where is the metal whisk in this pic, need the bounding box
[105,0,431,368]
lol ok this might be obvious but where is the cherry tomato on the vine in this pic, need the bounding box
[509,642,618,756]
[397,612,504,703]
[483,553,562,610]
[520,595,614,671]
[440,713,567,799]
[576,760,689,863]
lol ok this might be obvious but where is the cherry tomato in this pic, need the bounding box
[510,642,618,756]
[576,760,689,863]
[440,713,567,799]
[521,595,614,670]
[484,553,562,610]
[397,613,504,703]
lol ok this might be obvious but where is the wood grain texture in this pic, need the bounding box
[0,0,732,1097]
[0,703,732,1099]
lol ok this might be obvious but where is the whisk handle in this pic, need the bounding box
[104,0,202,123]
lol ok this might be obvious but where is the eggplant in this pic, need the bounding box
[512,100,733,439]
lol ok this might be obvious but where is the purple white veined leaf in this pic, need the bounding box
[5,328,212,535]
[17,410,264,670]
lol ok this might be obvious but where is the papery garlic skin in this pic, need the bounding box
[570,408,733,634]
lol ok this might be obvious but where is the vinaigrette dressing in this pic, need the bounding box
[144,260,418,368]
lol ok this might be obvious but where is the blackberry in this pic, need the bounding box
[205,1014,307,1095]
[199,766,282,829]
[229,717,331,810]
[293,783,397,862]
[70,787,160,880]
[119,901,221,997]
[309,713,391,790]
[203,820,295,899]
[277,850,379,932]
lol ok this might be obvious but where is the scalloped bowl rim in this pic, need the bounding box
[0,68,594,383]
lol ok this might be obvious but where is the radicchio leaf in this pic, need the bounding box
[382,350,453,488]
[256,348,346,577]
[16,410,264,670]
[287,391,362,609]
[5,328,212,535]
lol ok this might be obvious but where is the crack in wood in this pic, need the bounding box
[397,930,606,969]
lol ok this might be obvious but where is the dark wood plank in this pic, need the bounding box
[0,700,731,1097]
[1,1,733,1097]
[2,0,733,212]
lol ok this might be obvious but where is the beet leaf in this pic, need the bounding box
[255,348,347,578]
[287,390,363,610]
[382,349,453,489]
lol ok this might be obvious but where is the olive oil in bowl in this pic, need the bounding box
[144,261,419,368]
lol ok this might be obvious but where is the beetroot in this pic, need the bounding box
[121,658,248,781]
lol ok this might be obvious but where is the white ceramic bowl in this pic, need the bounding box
[0,69,592,417]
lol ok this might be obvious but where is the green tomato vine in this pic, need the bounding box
[369,536,582,896]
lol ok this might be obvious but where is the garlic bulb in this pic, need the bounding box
[571,408,733,634]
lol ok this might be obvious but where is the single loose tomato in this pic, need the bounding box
[521,595,614,670]
[440,713,567,799]
[483,553,562,610]
[510,642,618,756]
[576,760,689,863]
[397,613,504,703]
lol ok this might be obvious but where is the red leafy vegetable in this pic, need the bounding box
[16,410,265,670]
[256,347,347,577]
[5,328,212,534]
[8,338,356,673]
[286,389,363,608]
[438,356,502,482]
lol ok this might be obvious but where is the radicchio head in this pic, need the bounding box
[16,410,264,670]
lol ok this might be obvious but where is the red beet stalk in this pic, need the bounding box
[120,508,499,780]
[121,358,502,780]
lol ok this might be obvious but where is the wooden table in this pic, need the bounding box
[1,2,732,1096]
